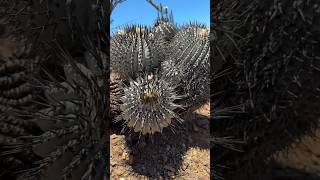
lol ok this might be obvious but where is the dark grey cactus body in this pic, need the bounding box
[0,1,110,179]
[164,25,210,111]
[211,0,320,179]
[1,0,100,52]
[111,26,167,80]
[110,21,210,134]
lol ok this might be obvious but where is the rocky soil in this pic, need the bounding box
[110,103,210,180]
[110,101,320,179]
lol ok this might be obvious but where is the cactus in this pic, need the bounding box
[0,1,110,179]
[117,74,184,134]
[1,0,212,179]
[1,41,108,180]
[110,26,167,81]
[165,24,210,111]
[211,0,320,179]
[110,21,210,135]
[1,0,100,52]
[0,17,45,179]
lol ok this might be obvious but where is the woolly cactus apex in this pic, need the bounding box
[111,25,167,80]
[117,74,184,135]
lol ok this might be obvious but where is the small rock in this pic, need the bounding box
[110,160,116,167]
[111,134,118,140]
[182,162,189,170]
[122,152,128,160]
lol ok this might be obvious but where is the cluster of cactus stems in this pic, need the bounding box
[110,18,210,135]
[0,0,208,179]
[2,0,320,179]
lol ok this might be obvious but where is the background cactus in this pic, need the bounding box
[0,0,110,179]
[0,16,45,179]
[211,0,320,179]
[1,36,109,180]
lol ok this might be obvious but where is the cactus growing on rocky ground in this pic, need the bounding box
[211,0,320,179]
[2,0,210,178]
[110,20,210,135]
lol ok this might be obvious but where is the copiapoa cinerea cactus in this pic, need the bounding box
[211,0,320,179]
[110,18,210,135]
[1,0,211,179]
[0,17,45,179]
[1,38,109,180]
[0,0,110,179]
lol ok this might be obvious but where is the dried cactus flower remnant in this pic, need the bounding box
[142,89,158,104]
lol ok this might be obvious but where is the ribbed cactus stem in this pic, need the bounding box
[119,74,184,135]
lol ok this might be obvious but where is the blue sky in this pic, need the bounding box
[111,0,210,33]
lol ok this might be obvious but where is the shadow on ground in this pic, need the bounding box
[111,113,210,179]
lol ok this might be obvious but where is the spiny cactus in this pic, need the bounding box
[0,17,43,179]
[1,1,110,179]
[0,49,39,144]
[1,0,100,52]
[117,74,184,135]
[211,0,320,179]
[164,24,210,111]
[0,45,34,111]
[111,26,167,81]
[111,21,210,135]
[1,43,108,180]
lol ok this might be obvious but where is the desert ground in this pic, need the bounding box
[110,102,320,179]
[110,103,210,179]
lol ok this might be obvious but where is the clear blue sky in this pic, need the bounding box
[111,0,209,32]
